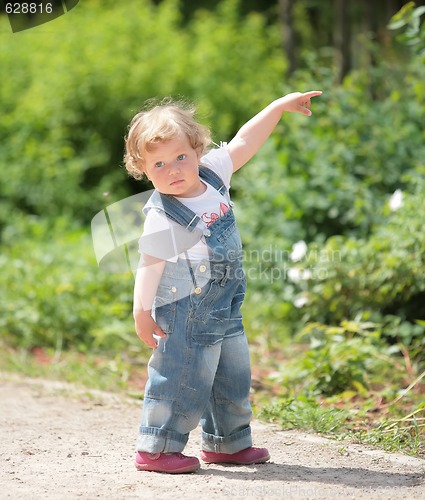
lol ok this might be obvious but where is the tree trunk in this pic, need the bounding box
[279,0,297,78]
[334,0,351,83]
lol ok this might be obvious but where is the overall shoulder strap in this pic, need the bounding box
[199,166,227,196]
[144,166,227,230]
[145,190,200,232]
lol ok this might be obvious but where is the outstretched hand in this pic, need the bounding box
[227,89,323,171]
[278,91,322,116]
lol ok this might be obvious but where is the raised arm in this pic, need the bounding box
[227,91,322,172]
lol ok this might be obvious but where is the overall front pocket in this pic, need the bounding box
[152,284,177,334]
[189,279,231,346]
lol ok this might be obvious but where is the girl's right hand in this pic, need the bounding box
[134,311,166,349]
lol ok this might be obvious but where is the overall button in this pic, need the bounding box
[199,265,207,273]
[203,229,211,237]
[194,287,202,294]
[171,286,177,293]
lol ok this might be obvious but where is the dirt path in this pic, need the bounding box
[1,374,424,500]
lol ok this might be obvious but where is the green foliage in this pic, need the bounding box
[257,318,425,456]
[236,51,425,347]
[0,343,134,393]
[187,0,285,135]
[259,394,425,456]
[0,216,136,353]
[259,396,349,433]
[296,178,425,347]
[268,321,393,398]
[388,1,425,56]
[235,59,425,241]
[350,421,424,457]
[242,173,425,355]
[0,0,285,229]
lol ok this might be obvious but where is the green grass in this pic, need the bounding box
[248,319,425,459]
[257,397,349,434]
[0,340,146,396]
[256,395,425,458]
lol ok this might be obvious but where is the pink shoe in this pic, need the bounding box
[200,447,270,465]
[135,451,200,474]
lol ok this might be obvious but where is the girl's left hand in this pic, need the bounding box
[278,91,322,116]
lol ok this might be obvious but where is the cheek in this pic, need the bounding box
[143,165,155,180]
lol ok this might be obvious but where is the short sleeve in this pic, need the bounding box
[200,146,233,190]
[138,209,179,262]
[139,209,206,263]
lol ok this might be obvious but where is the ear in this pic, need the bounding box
[195,146,203,162]
[142,165,150,181]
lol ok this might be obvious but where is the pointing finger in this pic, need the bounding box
[302,90,322,98]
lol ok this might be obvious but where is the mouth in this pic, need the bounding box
[170,180,184,186]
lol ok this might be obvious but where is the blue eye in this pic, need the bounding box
[177,154,187,161]
[155,161,165,168]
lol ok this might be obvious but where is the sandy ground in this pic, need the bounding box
[1,374,424,500]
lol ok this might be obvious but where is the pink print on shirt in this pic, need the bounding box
[201,202,229,227]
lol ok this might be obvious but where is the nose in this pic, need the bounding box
[168,161,181,175]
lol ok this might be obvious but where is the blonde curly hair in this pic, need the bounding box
[124,98,211,180]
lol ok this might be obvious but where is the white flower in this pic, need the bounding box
[293,295,308,308]
[389,189,403,211]
[301,269,312,280]
[290,240,307,262]
[288,267,312,283]
[288,267,302,283]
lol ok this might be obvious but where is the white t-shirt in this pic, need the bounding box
[140,146,234,262]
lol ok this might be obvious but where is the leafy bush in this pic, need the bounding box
[389,1,425,57]
[298,176,425,346]
[0,216,136,353]
[297,321,396,396]
[242,172,425,352]
[266,320,394,397]
[0,0,285,231]
[235,57,425,242]
[235,54,425,346]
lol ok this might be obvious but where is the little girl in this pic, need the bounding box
[124,91,321,474]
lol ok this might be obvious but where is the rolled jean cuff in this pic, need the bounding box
[137,426,189,454]
[201,426,252,454]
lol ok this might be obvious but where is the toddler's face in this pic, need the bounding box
[143,134,205,198]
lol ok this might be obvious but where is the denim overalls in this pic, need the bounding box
[137,166,253,454]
